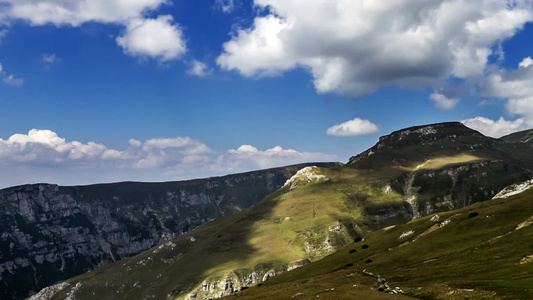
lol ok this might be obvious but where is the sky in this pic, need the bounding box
[0,0,533,188]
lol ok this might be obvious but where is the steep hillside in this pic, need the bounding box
[228,180,533,299]
[0,162,340,300]
[501,129,533,147]
[31,122,533,300]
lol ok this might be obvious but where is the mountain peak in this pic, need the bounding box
[377,122,483,145]
[347,122,490,168]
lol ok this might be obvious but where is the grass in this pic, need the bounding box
[229,187,533,300]
[410,153,485,171]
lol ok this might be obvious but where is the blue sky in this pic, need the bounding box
[0,0,532,188]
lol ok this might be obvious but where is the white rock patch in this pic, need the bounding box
[430,215,441,222]
[283,167,328,189]
[439,220,451,228]
[399,231,415,239]
[29,282,70,300]
[515,216,533,231]
[493,180,533,199]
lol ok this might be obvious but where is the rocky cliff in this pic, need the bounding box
[0,162,340,299]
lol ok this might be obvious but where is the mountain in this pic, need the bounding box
[30,122,532,300]
[0,162,340,300]
[501,129,533,146]
[226,180,533,299]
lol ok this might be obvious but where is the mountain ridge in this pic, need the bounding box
[29,122,533,300]
[0,162,340,300]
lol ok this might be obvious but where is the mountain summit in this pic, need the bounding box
[348,122,500,169]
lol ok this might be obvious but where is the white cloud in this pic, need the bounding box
[128,139,142,147]
[116,16,186,61]
[478,100,495,106]
[215,0,236,14]
[186,60,212,77]
[326,118,379,137]
[41,53,57,63]
[462,116,526,138]
[0,129,337,188]
[477,56,533,128]
[462,57,533,137]
[0,61,23,86]
[0,129,114,164]
[0,1,188,62]
[221,145,336,170]
[1,0,169,26]
[0,29,7,43]
[3,74,23,86]
[217,1,533,97]
[429,92,460,110]
[519,57,533,68]
[506,98,533,126]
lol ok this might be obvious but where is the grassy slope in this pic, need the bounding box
[42,166,410,300]
[231,187,533,300]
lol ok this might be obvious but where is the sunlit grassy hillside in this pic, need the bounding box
[228,182,533,300]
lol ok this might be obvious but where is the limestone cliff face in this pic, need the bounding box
[0,163,339,299]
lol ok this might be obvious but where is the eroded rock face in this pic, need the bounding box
[186,260,310,300]
[361,160,531,227]
[0,163,338,299]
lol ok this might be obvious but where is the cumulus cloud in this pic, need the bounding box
[220,145,336,170]
[519,56,533,68]
[0,129,336,188]
[186,60,212,77]
[217,1,533,97]
[215,0,236,14]
[462,116,525,138]
[481,58,533,103]
[326,118,379,137]
[0,29,7,43]
[0,62,23,86]
[430,92,460,110]
[41,53,57,63]
[0,129,117,164]
[3,74,23,86]
[471,56,533,131]
[117,16,186,61]
[0,0,169,26]
[0,0,187,62]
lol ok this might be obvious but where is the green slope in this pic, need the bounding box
[225,182,533,300]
